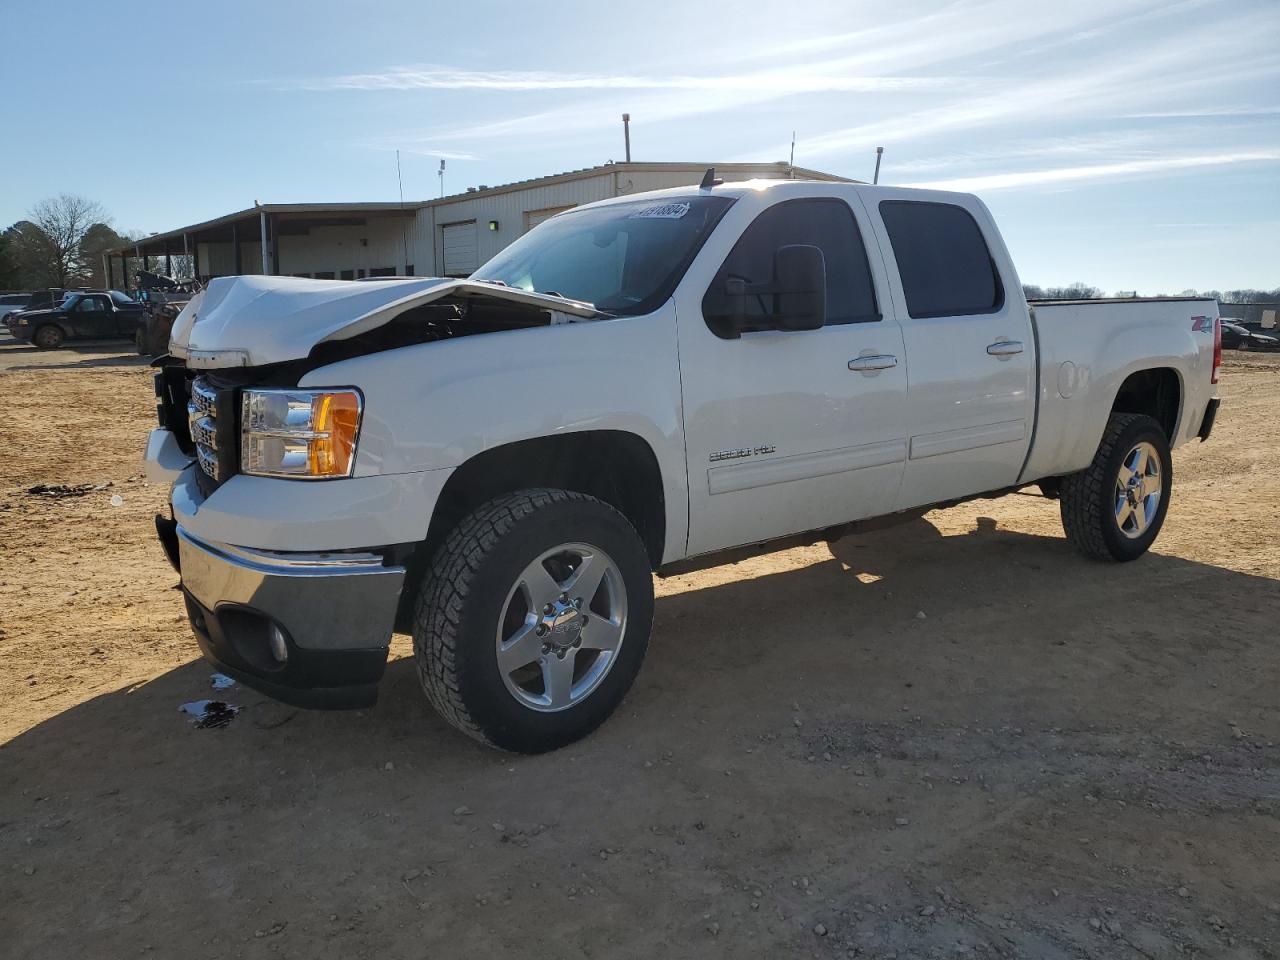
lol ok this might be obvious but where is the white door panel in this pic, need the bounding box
[857,191,1035,510]
[675,188,910,558]
[679,321,909,555]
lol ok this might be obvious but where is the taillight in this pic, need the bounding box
[1212,317,1222,384]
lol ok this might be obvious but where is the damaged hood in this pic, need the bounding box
[169,275,600,368]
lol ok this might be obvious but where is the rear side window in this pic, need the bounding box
[879,201,1003,318]
[703,198,879,336]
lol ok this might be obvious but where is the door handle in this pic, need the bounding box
[848,354,898,372]
[986,340,1024,357]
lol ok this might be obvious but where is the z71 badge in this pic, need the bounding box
[709,444,776,463]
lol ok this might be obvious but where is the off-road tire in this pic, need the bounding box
[413,488,654,753]
[33,325,65,349]
[1060,412,1172,562]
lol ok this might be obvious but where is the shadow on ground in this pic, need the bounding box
[0,337,146,371]
[3,519,1278,958]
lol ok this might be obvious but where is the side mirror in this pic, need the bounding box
[773,244,826,331]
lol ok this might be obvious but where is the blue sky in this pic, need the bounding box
[2,0,1276,292]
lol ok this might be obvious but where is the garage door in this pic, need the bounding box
[524,205,575,234]
[441,221,478,277]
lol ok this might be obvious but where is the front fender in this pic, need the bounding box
[299,302,689,560]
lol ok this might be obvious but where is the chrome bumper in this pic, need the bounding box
[176,527,406,708]
[177,527,405,652]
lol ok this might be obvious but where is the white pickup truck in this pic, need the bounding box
[144,176,1222,752]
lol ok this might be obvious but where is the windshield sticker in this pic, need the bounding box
[628,202,691,220]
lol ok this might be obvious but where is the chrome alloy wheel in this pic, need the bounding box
[1115,440,1162,539]
[496,542,628,712]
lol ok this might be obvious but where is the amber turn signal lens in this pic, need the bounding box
[308,391,361,477]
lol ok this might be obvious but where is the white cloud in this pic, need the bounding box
[901,150,1280,192]
[299,66,956,95]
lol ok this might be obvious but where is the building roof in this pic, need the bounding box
[107,161,852,258]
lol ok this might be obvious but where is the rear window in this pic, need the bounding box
[879,201,1003,318]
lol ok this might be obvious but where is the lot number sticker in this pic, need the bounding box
[629,202,691,220]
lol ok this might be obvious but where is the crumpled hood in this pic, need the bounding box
[169,275,599,368]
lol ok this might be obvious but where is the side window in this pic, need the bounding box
[702,198,879,338]
[879,201,1003,318]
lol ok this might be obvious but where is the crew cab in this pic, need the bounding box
[143,178,1221,753]
[11,290,141,348]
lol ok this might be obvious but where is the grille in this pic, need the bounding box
[188,378,225,481]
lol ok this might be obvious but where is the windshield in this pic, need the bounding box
[472,195,734,315]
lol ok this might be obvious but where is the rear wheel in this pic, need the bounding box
[1060,412,1172,561]
[413,488,654,753]
[33,325,65,349]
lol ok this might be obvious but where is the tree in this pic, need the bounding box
[27,193,107,286]
[0,231,19,290]
[1,221,56,288]
[79,222,132,288]
[1041,282,1103,300]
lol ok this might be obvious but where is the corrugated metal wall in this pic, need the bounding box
[201,218,415,278]
[197,165,847,280]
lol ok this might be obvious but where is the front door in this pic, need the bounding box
[863,194,1035,510]
[676,192,909,557]
[71,295,114,337]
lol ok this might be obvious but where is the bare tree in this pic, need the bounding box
[28,193,107,286]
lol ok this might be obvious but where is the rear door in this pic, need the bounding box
[677,190,909,556]
[861,193,1035,509]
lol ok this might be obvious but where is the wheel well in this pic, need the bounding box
[1111,367,1180,439]
[422,431,666,571]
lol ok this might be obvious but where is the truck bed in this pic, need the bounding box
[1022,297,1218,483]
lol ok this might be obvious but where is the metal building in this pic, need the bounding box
[105,161,849,286]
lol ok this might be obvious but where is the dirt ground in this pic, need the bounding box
[1,331,1277,959]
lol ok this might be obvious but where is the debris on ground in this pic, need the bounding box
[26,482,112,498]
[178,700,240,728]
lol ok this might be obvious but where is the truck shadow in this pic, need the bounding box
[4,515,1279,957]
[6,515,1278,772]
[0,338,145,370]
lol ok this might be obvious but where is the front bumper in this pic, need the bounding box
[175,526,406,708]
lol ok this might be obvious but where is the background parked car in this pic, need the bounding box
[0,293,32,324]
[8,290,142,348]
[3,289,67,332]
[1221,320,1279,351]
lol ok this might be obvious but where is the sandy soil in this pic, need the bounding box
[1,331,1277,959]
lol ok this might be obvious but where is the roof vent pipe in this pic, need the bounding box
[622,113,631,162]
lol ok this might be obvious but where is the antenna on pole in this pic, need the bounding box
[438,159,446,198]
[873,146,884,185]
[789,131,796,177]
[622,113,631,162]
[396,150,409,273]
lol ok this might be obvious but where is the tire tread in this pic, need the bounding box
[413,488,598,746]
[1060,412,1156,561]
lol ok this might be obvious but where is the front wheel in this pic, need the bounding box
[413,488,654,753]
[32,325,65,349]
[1059,412,1172,561]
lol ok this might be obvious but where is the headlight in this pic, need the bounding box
[240,388,362,479]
